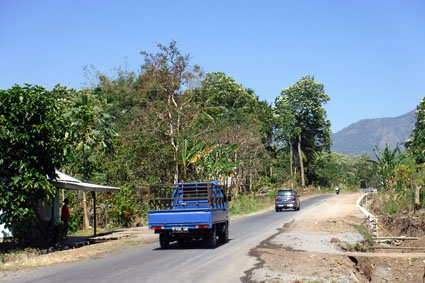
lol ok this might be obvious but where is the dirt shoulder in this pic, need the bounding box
[0,227,158,273]
[242,193,425,283]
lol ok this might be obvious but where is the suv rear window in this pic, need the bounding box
[277,190,295,196]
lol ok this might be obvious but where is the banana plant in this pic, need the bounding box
[180,139,239,182]
[180,139,206,180]
[373,144,401,189]
[195,144,239,181]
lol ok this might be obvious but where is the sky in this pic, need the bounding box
[1,0,424,132]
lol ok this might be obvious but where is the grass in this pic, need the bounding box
[229,192,275,216]
[348,222,374,247]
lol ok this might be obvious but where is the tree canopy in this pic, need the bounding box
[0,84,74,243]
[275,75,331,186]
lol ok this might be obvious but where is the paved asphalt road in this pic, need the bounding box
[12,194,332,283]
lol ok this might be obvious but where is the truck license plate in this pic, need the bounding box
[172,227,189,233]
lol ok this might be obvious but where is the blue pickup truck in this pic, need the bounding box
[148,181,230,248]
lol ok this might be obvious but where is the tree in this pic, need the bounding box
[352,153,377,188]
[137,41,203,183]
[66,91,117,229]
[373,144,401,189]
[275,76,331,186]
[312,152,352,187]
[0,84,73,244]
[406,96,425,164]
[198,72,274,194]
[405,97,425,209]
[90,66,139,129]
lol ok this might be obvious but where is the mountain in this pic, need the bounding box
[331,110,416,158]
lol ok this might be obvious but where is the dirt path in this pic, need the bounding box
[243,193,425,283]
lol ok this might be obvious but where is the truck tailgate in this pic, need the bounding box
[148,208,226,229]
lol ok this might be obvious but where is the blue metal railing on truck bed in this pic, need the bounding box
[148,182,227,210]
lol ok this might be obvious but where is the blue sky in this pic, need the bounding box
[1,0,424,132]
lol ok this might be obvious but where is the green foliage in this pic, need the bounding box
[229,193,273,216]
[255,176,274,191]
[311,152,377,189]
[373,144,401,189]
[352,153,378,188]
[109,187,139,228]
[406,97,425,163]
[378,191,414,215]
[67,208,82,233]
[199,72,259,123]
[348,223,373,246]
[388,203,398,215]
[419,189,425,208]
[181,139,206,180]
[66,91,117,181]
[275,75,332,186]
[191,143,239,181]
[89,65,139,129]
[0,84,73,243]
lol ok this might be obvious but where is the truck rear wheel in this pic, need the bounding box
[218,223,229,243]
[159,233,170,249]
[206,230,216,248]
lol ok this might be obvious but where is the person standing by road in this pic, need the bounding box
[61,198,71,239]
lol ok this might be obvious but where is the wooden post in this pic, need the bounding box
[92,191,97,236]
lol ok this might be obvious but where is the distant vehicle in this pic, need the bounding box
[335,186,340,195]
[148,181,230,249]
[275,189,300,212]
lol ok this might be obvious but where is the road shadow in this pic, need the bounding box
[274,210,299,213]
[153,238,233,250]
[64,229,127,247]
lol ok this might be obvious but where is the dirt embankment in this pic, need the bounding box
[243,193,425,283]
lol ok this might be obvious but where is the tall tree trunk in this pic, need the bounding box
[297,135,305,187]
[289,137,294,188]
[82,192,90,229]
[249,169,253,192]
[234,166,242,196]
[168,93,179,183]
[173,143,179,183]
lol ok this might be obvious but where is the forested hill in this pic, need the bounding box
[331,110,416,158]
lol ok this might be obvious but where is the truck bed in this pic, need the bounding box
[148,207,228,229]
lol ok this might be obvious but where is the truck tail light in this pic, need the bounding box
[275,196,277,201]
[293,196,296,201]
[153,226,164,230]
[196,225,209,229]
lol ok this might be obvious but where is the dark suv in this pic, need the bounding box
[275,189,300,212]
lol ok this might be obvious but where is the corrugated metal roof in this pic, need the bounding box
[51,171,120,193]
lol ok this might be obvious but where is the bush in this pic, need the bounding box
[109,187,138,227]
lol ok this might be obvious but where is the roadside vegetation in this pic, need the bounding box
[1,41,424,249]
[229,191,276,216]
[368,96,425,215]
